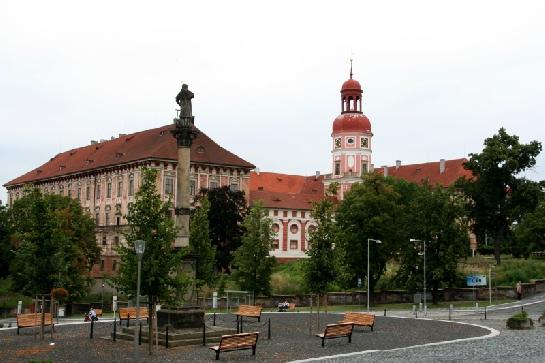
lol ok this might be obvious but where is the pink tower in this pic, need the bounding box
[325,63,373,200]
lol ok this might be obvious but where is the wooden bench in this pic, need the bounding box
[340,312,375,331]
[118,307,149,325]
[209,332,259,360]
[234,305,262,322]
[16,313,54,335]
[315,322,354,347]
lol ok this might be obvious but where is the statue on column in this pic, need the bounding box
[176,84,194,118]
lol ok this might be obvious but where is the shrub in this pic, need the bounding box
[506,310,533,329]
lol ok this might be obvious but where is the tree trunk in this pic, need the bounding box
[495,225,506,265]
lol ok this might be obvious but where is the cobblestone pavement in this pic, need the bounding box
[1,295,544,362]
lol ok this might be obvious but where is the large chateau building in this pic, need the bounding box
[4,68,473,270]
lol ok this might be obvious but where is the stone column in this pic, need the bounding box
[171,84,198,248]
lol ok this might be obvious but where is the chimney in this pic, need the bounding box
[440,159,446,174]
[396,160,401,170]
[90,140,98,145]
[370,164,375,173]
[382,166,388,177]
[255,167,260,175]
[315,171,320,180]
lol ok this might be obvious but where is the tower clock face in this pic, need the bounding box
[347,137,355,145]
[334,138,341,148]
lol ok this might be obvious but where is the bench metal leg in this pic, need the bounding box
[348,334,352,343]
[252,345,256,355]
[321,338,325,347]
[215,350,220,360]
[17,327,19,335]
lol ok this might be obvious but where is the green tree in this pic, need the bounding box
[335,174,411,299]
[304,199,337,297]
[112,167,189,354]
[232,202,276,300]
[189,196,216,289]
[457,128,542,264]
[200,186,247,272]
[513,200,545,257]
[396,183,469,303]
[0,202,12,278]
[8,188,99,299]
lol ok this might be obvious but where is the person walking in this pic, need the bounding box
[516,281,522,300]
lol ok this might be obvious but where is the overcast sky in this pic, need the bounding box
[1,0,544,203]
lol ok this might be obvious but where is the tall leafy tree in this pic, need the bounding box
[457,128,542,263]
[199,186,247,272]
[8,188,99,299]
[0,202,11,278]
[231,202,276,300]
[335,174,411,299]
[113,167,190,354]
[304,199,337,297]
[189,196,216,289]
[396,183,469,303]
[513,199,545,257]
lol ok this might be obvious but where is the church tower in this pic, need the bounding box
[325,63,373,200]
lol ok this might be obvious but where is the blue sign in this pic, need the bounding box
[466,275,487,287]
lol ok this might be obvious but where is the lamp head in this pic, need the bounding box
[134,240,146,257]
[410,238,421,242]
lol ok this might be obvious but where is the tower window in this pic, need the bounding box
[86,186,91,200]
[190,180,196,196]
[335,161,341,176]
[117,180,123,197]
[361,137,369,148]
[96,184,101,199]
[334,138,341,149]
[107,182,112,198]
[290,240,298,250]
[273,239,279,249]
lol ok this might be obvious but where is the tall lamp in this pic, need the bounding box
[410,238,426,316]
[367,238,382,312]
[134,240,146,363]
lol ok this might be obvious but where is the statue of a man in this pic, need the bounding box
[175,84,194,118]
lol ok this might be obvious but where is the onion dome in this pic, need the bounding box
[333,113,371,134]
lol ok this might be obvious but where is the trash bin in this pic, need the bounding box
[58,307,65,317]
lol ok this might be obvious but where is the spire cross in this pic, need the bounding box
[350,58,353,79]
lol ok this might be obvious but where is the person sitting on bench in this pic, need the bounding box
[278,300,289,312]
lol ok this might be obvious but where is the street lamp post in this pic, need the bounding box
[367,238,382,312]
[410,239,426,316]
[134,240,146,363]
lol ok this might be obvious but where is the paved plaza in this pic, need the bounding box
[1,296,545,362]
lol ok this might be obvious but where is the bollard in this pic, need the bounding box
[113,320,117,342]
[415,310,418,319]
[384,309,386,317]
[268,318,271,340]
[448,305,451,320]
[484,306,487,320]
[166,325,169,349]
[412,305,416,316]
[90,318,94,339]
[138,323,142,345]
[202,322,206,346]
[476,302,479,312]
[213,312,216,326]
[521,306,524,312]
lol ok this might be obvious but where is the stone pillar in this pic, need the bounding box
[175,146,191,247]
[171,84,198,248]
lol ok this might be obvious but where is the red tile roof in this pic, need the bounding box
[5,124,255,187]
[374,158,472,187]
[249,172,325,210]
